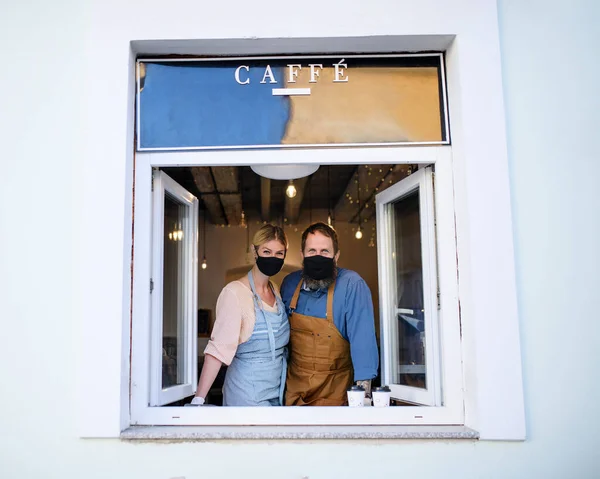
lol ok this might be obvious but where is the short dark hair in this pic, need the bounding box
[301,222,339,254]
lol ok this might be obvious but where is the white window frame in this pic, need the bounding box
[376,167,442,406]
[149,171,199,406]
[131,146,463,426]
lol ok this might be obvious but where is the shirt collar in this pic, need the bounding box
[301,280,328,296]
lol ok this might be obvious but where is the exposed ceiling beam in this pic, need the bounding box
[211,166,242,226]
[190,167,227,225]
[333,166,359,222]
[284,177,309,224]
[261,177,271,222]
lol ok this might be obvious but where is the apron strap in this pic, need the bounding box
[289,278,304,311]
[248,270,277,361]
[326,280,336,324]
[290,276,336,324]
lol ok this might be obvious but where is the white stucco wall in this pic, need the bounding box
[497,0,600,472]
[1,0,599,478]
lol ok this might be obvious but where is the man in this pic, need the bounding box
[281,222,379,406]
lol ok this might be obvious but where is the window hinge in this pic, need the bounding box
[437,289,441,310]
[150,279,154,293]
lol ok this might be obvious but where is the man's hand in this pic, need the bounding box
[356,380,372,397]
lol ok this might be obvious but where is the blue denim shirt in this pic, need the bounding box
[280,268,379,381]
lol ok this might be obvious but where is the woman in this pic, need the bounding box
[190,224,290,406]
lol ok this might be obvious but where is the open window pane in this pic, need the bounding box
[150,171,199,406]
[376,167,440,406]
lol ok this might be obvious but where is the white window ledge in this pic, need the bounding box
[121,425,479,441]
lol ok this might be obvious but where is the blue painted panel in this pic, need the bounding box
[140,63,290,148]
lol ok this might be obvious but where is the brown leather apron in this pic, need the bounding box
[285,279,354,406]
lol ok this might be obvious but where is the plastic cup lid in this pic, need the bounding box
[372,386,391,392]
[347,385,365,392]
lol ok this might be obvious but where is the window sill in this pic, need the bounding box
[121,425,479,441]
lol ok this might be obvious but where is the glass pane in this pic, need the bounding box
[162,193,188,389]
[392,190,426,390]
[139,55,447,150]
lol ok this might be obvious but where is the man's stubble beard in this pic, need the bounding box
[302,263,338,291]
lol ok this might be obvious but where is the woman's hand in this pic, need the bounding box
[194,354,224,400]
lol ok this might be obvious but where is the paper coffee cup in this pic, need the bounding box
[346,385,365,407]
[372,386,392,407]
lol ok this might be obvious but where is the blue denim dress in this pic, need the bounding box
[222,271,290,406]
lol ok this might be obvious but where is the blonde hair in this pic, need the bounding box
[252,224,288,250]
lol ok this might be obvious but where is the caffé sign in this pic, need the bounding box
[234,59,349,85]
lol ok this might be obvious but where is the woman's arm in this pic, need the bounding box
[194,353,223,399]
[192,285,243,402]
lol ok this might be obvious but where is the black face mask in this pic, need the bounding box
[255,255,284,277]
[303,255,335,280]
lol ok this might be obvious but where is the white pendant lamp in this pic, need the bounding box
[251,164,319,180]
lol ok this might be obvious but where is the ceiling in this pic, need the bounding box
[160,164,414,226]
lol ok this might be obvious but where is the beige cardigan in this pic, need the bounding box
[203,280,280,365]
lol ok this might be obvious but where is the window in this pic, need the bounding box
[376,167,441,406]
[131,147,463,426]
[149,171,198,406]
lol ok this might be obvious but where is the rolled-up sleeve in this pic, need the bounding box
[345,278,379,381]
[203,287,242,366]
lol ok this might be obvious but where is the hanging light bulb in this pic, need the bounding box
[240,210,247,228]
[368,236,375,248]
[327,165,334,228]
[286,180,297,198]
[245,222,253,265]
[355,169,362,240]
[201,210,208,270]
